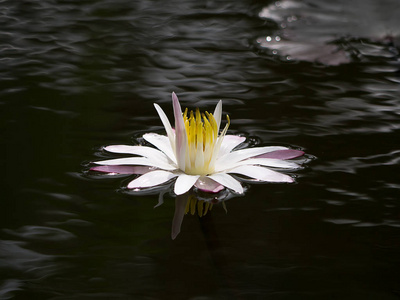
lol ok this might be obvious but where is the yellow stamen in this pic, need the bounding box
[182,107,229,175]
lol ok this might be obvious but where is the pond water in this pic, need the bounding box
[1,0,400,299]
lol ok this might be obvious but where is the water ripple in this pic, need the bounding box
[315,150,400,174]
[4,226,76,242]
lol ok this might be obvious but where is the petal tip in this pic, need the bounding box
[103,145,118,152]
[171,231,179,240]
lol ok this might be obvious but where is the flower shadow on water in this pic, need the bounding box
[87,93,309,239]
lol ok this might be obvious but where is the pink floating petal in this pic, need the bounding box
[255,149,304,160]
[90,165,152,175]
[194,177,225,193]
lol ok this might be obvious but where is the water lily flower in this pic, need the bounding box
[91,92,304,195]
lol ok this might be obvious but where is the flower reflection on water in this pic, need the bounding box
[89,93,307,239]
[171,193,216,240]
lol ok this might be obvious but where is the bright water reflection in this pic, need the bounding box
[257,0,400,65]
[1,0,400,298]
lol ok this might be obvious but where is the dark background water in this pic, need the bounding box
[1,0,400,299]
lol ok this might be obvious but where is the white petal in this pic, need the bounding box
[207,173,244,194]
[143,133,177,164]
[213,100,222,133]
[209,113,230,167]
[215,146,288,172]
[127,170,177,189]
[94,157,176,171]
[174,173,200,195]
[217,135,246,158]
[105,145,170,162]
[228,165,294,183]
[154,103,175,151]
[222,157,300,171]
[172,92,187,170]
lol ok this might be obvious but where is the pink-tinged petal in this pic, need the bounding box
[94,157,176,171]
[194,176,225,193]
[154,103,175,151]
[174,173,200,195]
[213,100,222,133]
[172,92,187,170]
[207,173,244,194]
[228,165,294,183]
[104,145,170,162]
[90,165,152,174]
[215,146,288,172]
[143,133,177,164]
[127,170,177,189]
[171,193,189,240]
[217,135,246,158]
[255,149,304,160]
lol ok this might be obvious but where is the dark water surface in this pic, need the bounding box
[1,0,400,299]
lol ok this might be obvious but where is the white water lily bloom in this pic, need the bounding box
[92,92,304,195]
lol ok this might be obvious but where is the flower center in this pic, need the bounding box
[182,108,229,175]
